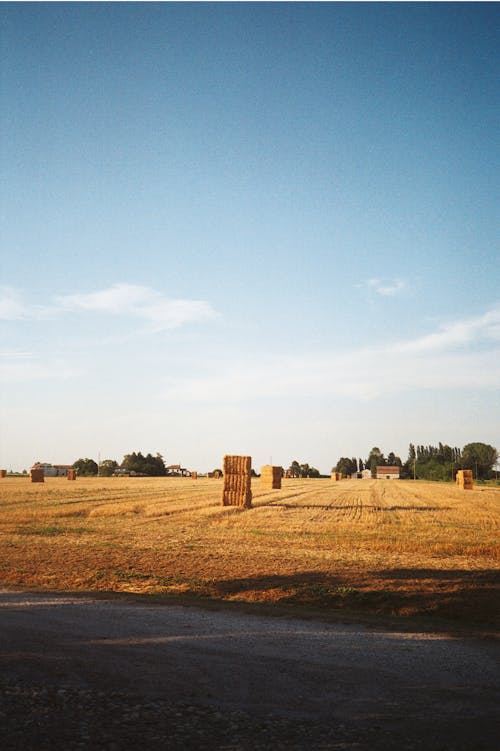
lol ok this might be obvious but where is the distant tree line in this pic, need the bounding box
[287,460,321,478]
[333,442,498,481]
[72,452,167,477]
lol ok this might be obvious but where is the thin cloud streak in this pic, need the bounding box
[393,305,500,353]
[0,284,220,332]
[365,278,407,297]
[162,305,500,404]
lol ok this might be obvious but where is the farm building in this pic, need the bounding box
[31,462,73,477]
[165,464,191,477]
[376,466,400,480]
[353,469,372,480]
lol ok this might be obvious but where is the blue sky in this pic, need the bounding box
[1,2,499,473]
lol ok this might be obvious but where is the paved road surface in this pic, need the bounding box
[1,590,499,750]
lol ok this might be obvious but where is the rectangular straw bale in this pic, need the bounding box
[0,469,6,478]
[67,469,76,481]
[30,468,44,483]
[260,465,282,489]
[191,471,198,479]
[222,455,252,508]
[456,469,474,489]
[223,455,251,475]
[223,473,251,493]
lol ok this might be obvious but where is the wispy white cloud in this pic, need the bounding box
[162,305,500,404]
[56,283,219,332]
[393,305,500,353]
[0,287,56,321]
[0,284,219,332]
[364,278,407,297]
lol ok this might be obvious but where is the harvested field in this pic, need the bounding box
[0,477,499,631]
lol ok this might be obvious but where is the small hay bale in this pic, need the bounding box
[67,469,76,481]
[30,468,45,483]
[456,469,474,490]
[0,469,6,478]
[260,465,282,489]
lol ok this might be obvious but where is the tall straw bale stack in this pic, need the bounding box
[456,469,474,490]
[0,469,6,478]
[191,471,198,479]
[67,469,76,481]
[222,455,252,508]
[30,468,44,483]
[260,465,282,489]
[214,469,222,479]
[331,472,342,481]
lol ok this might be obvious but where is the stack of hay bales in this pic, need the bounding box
[0,469,6,478]
[331,472,342,481]
[456,469,474,490]
[67,469,76,481]
[191,471,198,479]
[30,468,44,483]
[222,455,252,508]
[214,469,222,479]
[261,465,282,489]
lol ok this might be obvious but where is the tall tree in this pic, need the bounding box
[99,459,118,477]
[121,452,166,476]
[335,457,357,477]
[461,443,499,479]
[366,447,385,477]
[73,458,98,476]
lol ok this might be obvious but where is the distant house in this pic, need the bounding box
[166,464,191,477]
[376,466,400,480]
[353,469,372,480]
[31,462,73,477]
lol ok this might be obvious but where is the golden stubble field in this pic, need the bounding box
[1,476,499,630]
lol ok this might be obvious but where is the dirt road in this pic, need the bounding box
[1,589,499,750]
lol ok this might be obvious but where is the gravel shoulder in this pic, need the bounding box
[1,589,499,750]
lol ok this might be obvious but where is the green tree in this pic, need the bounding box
[73,458,98,476]
[121,452,166,476]
[335,457,357,477]
[366,447,385,478]
[99,459,118,477]
[461,443,499,479]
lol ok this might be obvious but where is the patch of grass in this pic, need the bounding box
[15,525,92,536]
[16,525,68,537]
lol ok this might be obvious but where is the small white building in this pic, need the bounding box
[353,469,372,479]
[376,465,400,480]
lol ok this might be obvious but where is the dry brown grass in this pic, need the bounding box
[1,476,499,630]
